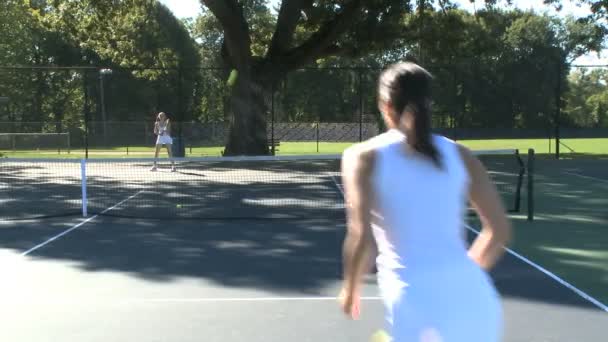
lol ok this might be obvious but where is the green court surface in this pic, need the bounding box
[469,157,608,306]
[2,138,607,307]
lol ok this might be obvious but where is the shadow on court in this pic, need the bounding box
[0,213,604,315]
[1,218,345,293]
[0,159,344,221]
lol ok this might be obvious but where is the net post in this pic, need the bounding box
[81,159,88,217]
[514,149,524,212]
[527,149,535,221]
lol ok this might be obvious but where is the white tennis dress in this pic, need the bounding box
[366,129,502,342]
[156,121,173,145]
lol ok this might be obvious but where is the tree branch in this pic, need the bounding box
[267,0,314,60]
[201,0,252,69]
[281,0,364,70]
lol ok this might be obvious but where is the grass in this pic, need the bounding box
[2,138,607,159]
[459,138,608,157]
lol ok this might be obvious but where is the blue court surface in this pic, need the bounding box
[1,214,606,342]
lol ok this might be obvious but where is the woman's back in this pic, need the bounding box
[371,129,470,270]
[339,62,508,341]
[365,129,502,341]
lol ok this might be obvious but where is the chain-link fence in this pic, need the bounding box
[0,64,606,157]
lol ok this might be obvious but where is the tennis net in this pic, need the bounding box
[0,150,529,221]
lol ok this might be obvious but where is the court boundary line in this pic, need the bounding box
[331,171,607,313]
[125,296,382,303]
[464,224,608,313]
[20,190,144,257]
[563,171,608,184]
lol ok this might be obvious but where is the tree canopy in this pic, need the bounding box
[0,0,606,153]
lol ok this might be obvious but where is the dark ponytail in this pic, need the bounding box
[378,62,441,168]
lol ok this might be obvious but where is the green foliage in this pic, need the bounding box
[0,0,202,140]
[564,68,608,127]
[2,0,607,147]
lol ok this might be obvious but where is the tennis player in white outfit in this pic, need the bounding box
[339,62,511,342]
[151,112,176,172]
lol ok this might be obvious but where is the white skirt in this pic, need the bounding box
[156,134,173,145]
[381,264,502,342]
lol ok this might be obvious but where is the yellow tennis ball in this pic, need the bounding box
[227,69,238,87]
[176,204,182,209]
[370,330,391,342]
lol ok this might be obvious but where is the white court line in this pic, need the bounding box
[3,296,384,306]
[464,224,608,313]
[330,174,343,194]
[563,171,608,184]
[20,190,144,257]
[124,296,382,303]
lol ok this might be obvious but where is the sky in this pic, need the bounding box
[158,0,606,65]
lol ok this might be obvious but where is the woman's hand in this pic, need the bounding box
[338,286,360,320]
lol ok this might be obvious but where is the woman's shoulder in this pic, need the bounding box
[342,130,402,166]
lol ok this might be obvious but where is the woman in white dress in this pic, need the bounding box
[151,112,176,172]
[339,62,511,341]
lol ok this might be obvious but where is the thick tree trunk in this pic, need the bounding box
[223,71,270,156]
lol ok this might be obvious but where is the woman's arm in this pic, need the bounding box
[341,145,376,294]
[153,122,159,135]
[458,145,512,270]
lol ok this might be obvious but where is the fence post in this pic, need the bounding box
[358,68,363,142]
[177,66,185,157]
[316,122,320,153]
[83,70,90,159]
[271,80,275,155]
[555,60,562,160]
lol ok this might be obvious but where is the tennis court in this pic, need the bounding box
[1,152,606,341]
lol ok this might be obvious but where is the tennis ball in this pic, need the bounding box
[227,69,238,87]
[176,204,183,209]
[370,330,390,342]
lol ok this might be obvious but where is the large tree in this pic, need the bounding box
[199,1,607,154]
[201,0,410,155]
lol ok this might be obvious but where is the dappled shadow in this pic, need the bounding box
[1,156,605,309]
[1,159,344,221]
[84,159,344,220]
[2,217,345,293]
[479,157,608,308]
[468,227,606,310]
[0,163,82,219]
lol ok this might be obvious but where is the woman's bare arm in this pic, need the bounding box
[341,145,376,292]
[459,145,512,270]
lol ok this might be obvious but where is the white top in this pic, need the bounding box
[158,121,169,136]
[355,129,502,341]
[365,129,471,300]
